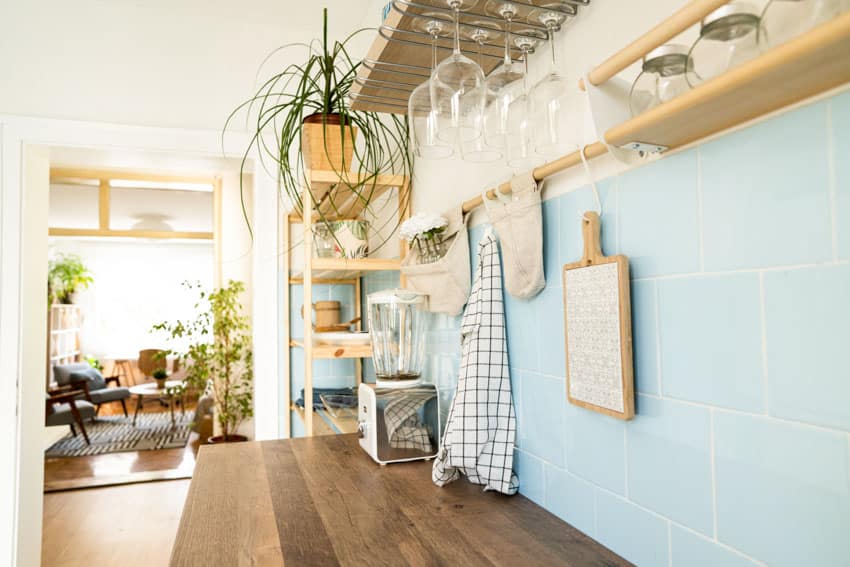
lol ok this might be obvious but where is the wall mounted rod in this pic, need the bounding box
[461,142,609,213]
[578,0,731,90]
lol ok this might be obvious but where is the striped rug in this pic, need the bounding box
[45,412,193,457]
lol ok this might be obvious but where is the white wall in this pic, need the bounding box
[48,238,215,357]
[0,0,387,131]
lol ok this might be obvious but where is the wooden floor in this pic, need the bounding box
[42,479,190,567]
[44,394,207,491]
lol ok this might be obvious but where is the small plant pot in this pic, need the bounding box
[301,113,358,173]
[207,434,249,444]
[155,378,167,389]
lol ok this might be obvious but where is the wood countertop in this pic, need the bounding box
[170,435,631,566]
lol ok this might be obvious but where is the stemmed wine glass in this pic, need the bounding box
[460,25,503,162]
[505,36,539,169]
[408,18,455,159]
[482,1,526,150]
[431,0,486,143]
[530,5,573,157]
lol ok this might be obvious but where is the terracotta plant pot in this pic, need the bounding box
[155,378,167,389]
[207,434,249,444]
[301,113,357,173]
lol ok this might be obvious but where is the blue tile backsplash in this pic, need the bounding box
[423,95,850,566]
[282,94,850,566]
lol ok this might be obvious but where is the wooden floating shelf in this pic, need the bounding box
[290,340,373,359]
[288,276,358,285]
[608,11,850,150]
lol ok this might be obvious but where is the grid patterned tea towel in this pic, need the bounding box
[432,230,519,495]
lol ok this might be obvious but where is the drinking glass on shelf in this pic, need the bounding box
[759,0,849,50]
[408,18,455,159]
[686,2,762,87]
[431,0,486,143]
[529,4,573,157]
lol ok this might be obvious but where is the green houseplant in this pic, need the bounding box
[226,8,412,243]
[152,368,168,390]
[48,253,93,304]
[153,280,253,443]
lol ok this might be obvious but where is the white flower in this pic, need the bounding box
[399,213,448,241]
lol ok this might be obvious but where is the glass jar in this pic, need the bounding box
[367,289,428,386]
[312,223,334,258]
[629,44,691,117]
[759,0,849,50]
[686,2,762,87]
[415,236,446,265]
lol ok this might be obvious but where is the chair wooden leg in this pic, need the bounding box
[70,423,77,436]
[120,398,128,417]
[68,403,91,445]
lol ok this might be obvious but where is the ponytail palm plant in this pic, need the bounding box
[227,8,412,240]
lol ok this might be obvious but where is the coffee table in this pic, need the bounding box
[128,380,186,428]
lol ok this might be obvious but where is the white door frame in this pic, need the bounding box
[0,114,282,566]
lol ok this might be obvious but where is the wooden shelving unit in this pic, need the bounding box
[282,167,410,437]
[46,304,82,387]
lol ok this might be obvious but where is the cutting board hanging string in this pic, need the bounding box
[579,145,602,219]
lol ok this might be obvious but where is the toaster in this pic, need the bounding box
[357,383,441,465]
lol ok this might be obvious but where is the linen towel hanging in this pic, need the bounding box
[483,172,545,299]
[401,206,471,316]
[432,230,519,495]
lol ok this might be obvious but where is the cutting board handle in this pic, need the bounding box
[581,211,603,265]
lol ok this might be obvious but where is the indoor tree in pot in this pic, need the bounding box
[48,253,93,304]
[153,280,253,443]
[226,8,412,245]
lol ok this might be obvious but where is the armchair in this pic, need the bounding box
[53,363,131,417]
[45,386,96,444]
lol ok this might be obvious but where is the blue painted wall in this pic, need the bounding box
[425,92,850,567]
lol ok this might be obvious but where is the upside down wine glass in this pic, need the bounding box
[432,0,486,143]
[408,19,454,159]
[530,6,573,157]
[505,37,538,169]
[482,1,526,150]
[460,25,503,162]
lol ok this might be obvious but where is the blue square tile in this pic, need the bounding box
[631,279,659,395]
[701,102,832,270]
[670,525,759,567]
[627,396,713,534]
[618,150,700,278]
[658,274,764,412]
[544,464,597,537]
[832,91,850,260]
[542,197,561,285]
[535,285,565,378]
[514,448,545,506]
[564,402,626,494]
[714,412,850,566]
[504,292,539,372]
[558,181,617,263]
[519,372,566,466]
[764,264,850,431]
[596,490,669,567]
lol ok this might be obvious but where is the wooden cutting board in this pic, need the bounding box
[561,211,634,420]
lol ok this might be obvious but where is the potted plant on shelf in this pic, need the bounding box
[226,8,412,247]
[153,280,253,443]
[48,253,93,304]
[152,368,168,390]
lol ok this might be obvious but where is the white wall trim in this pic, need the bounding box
[0,114,281,565]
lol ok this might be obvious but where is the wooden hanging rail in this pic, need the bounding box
[464,11,850,213]
[577,0,732,91]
